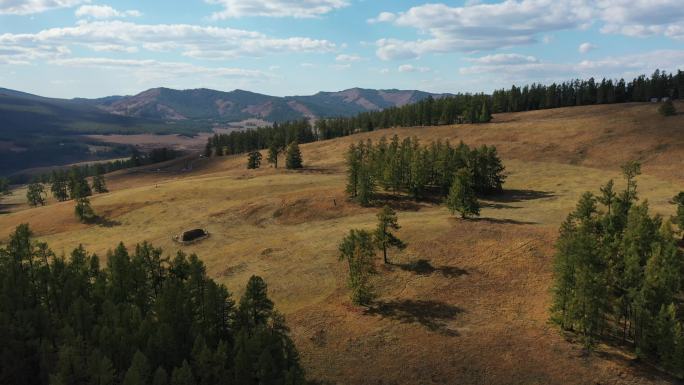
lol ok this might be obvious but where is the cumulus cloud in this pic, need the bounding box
[0,0,88,15]
[0,20,337,63]
[75,5,141,19]
[205,0,348,19]
[335,54,361,62]
[578,42,597,53]
[371,0,684,60]
[467,53,539,65]
[398,64,431,73]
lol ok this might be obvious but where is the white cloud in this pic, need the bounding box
[578,42,597,53]
[398,64,431,73]
[0,20,337,62]
[0,0,89,15]
[372,1,593,59]
[371,0,684,60]
[367,11,396,24]
[330,63,350,70]
[467,53,539,65]
[75,5,141,19]
[459,49,684,86]
[205,0,348,19]
[335,53,361,62]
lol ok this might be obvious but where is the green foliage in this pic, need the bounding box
[92,169,108,193]
[285,142,303,170]
[0,177,9,197]
[659,100,677,116]
[74,197,96,223]
[344,137,505,206]
[267,143,280,168]
[374,206,406,264]
[550,163,684,372]
[247,151,263,169]
[0,226,305,385]
[338,229,377,305]
[26,182,46,206]
[672,192,684,237]
[446,168,480,219]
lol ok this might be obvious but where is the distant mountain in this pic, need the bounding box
[90,87,450,123]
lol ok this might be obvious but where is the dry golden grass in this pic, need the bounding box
[1,102,683,384]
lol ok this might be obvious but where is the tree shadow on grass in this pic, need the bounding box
[370,193,434,211]
[365,299,464,336]
[487,189,555,203]
[395,259,468,278]
[94,216,121,228]
[470,217,538,225]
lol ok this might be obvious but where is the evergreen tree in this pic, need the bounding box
[672,192,684,238]
[478,101,492,123]
[26,182,46,206]
[338,229,376,305]
[122,351,151,385]
[0,177,10,197]
[659,100,677,116]
[285,142,303,169]
[267,143,280,168]
[239,275,274,329]
[92,171,108,194]
[374,206,406,264]
[50,171,69,201]
[152,367,169,385]
[446,168,480,218]
[170,361,195,385]
[247,151,262,169]
[75,197,96,223]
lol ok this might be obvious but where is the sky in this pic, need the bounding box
[1,0,683,98]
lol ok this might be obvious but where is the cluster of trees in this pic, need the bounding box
[491,69,684,113]
[659,100,678,116]
[25,165,108,222]
[551,161,684,375]
[246,142,303,170]
[206,120,315,158]
[204,96,493,160]
[0,224,305,385]
[338,206,406,304]
[345,136,505,207]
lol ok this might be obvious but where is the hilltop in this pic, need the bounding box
[0,102,683,384]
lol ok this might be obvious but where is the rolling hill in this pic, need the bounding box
[1,102,682,384]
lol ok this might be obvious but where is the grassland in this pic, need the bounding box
[1,102,683,384]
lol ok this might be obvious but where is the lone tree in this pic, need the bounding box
[75,197,96,222]
[659,99,677,116]
[338,229,376,305]
[673,192,684,238]
[26,182,46,207]
[0,177,9,198]
[446,168,480,219]
[92,167,108,193]
[267,143,280,168]
[285,142,303,169]
[374,206,406,264]
[247,151,262,169]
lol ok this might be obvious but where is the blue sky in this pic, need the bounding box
[1,0,683,98]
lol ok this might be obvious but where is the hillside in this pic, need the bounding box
[1,102,683,384]
[95,87,449,122]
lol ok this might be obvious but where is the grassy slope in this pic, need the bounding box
[1,102,683,384]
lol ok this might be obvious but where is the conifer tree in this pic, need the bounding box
[75,197,96,223]
[672,192,684,238]
[247,151,262,169]
[239,275,274,329]
[170,361,195,385]
[152,367,169,385]
[374,206,406,264]
[267,143,280,168]
[123,351,151,385]
[26,182,46,206]
[92,169,108,194]
[479,101,492,123]
[446,168,480,218]
[338,229,376,305]
[50,171,69,201]
[659,99,677,116]
[285,142,303,169]
[0,177,9,197]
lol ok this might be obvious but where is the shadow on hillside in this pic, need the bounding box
[365,299,463,336]
[0,203,19,215]
[471,217,538,225]
[488,189,555,203]
[94,216,121,228]
[370,193,430,211]
[394,259,468,278]
[480,202,522,209]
